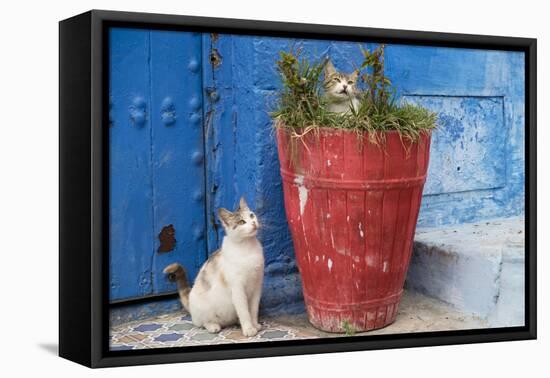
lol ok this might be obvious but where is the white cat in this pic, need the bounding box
[324,60,360,113]
[164,197,264,337]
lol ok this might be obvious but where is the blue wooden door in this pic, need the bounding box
[109,28,206,301]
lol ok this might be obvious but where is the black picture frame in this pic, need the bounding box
[59,9,537,368]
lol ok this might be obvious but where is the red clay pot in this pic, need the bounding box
[276,127,432,332]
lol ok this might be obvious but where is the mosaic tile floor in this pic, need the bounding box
[110,313,320,350]
[110,290,487,350]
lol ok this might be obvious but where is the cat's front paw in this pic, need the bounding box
[204,323,221,333]
[241,325,258,337]
[253,322,262,331]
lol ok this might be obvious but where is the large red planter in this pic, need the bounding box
[276,127,431,332]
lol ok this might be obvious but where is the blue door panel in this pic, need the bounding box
[110,29,207,302]
[150,31,206,292]
[404,95,506,195]
[202,33,239,250]
[381,44,524,225]
[109,29,154,300]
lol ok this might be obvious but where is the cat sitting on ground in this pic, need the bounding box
[164,197,264,337]
[323,60,360,113]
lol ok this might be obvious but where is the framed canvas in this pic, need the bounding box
[59,10,537,368]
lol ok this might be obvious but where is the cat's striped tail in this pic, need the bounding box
[163,263,191,312]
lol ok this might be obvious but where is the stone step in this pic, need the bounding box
[405,217,524,327]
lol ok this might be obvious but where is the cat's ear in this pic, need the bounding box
[218,208,233,227]
[325,60,336,77]
[351,69,360,81]
[239,196,250,211]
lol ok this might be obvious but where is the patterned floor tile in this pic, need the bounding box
[110,311,322,350]
[259,330,289,339]
[110,290,488,350]
[169,323,194,331]
[155,333,184,342]
[132,323,162,332]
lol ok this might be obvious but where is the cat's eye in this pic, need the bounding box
[238,220,246,225]
[334,78,341,82]
[347,81,354,85]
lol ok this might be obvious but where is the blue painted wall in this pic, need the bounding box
[109,29,525,315]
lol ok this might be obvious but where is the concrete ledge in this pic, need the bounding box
[406,217,524,327]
